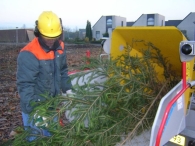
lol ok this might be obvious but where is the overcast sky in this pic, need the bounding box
[0,0,194,30]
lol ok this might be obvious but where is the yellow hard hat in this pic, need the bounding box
[38,11,62,37]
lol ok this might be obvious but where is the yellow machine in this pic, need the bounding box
[103,26,195,146]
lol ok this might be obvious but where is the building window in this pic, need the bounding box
[121,21,123,26]
[107,19,112,27]
[147,18,154,26]
[96,31,100,40]
[82,32,86,39]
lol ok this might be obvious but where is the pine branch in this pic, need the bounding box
[12,40,180,146]
[118,81,167,146]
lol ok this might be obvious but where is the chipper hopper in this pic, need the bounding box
[103,26,195,146]
[70,26,195,146]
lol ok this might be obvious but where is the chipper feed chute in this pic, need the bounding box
[106,27,195,146]
[110,26,187,81]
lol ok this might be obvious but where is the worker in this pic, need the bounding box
[16,11,72,140]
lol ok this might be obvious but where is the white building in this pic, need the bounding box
[92,12,195,41]
[131,13,165,26]
[92,16,126,40]
[177,12,195,41]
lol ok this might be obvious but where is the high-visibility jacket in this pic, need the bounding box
[16,37,72,114]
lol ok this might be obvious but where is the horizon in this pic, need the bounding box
[1,0,194,30]
[0,12,193,31]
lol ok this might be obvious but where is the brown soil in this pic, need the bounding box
[0,43,102,144]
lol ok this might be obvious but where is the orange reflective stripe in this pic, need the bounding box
[20,38,65,60]
[57,41,64,54]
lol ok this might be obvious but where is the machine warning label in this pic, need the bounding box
[177,96,183,110]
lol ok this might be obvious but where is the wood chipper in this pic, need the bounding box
[68,26,195,146]
[149,40,195,146]
[99,26,195,146]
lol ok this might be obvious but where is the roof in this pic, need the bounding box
[165,20,182,26]
[92,15,126,28]
[92,16,103,28]
[127,22,135,26]
[181,12,194,22]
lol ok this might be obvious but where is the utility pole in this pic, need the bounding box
[16,27,18,45]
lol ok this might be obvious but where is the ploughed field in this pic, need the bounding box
[0,43,102,143]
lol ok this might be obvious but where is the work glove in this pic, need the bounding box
[34,111,49,129]
[62,89,75,98]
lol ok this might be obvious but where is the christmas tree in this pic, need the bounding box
[12,40,180,146]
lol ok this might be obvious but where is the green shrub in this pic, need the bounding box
[84,37,89,43]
